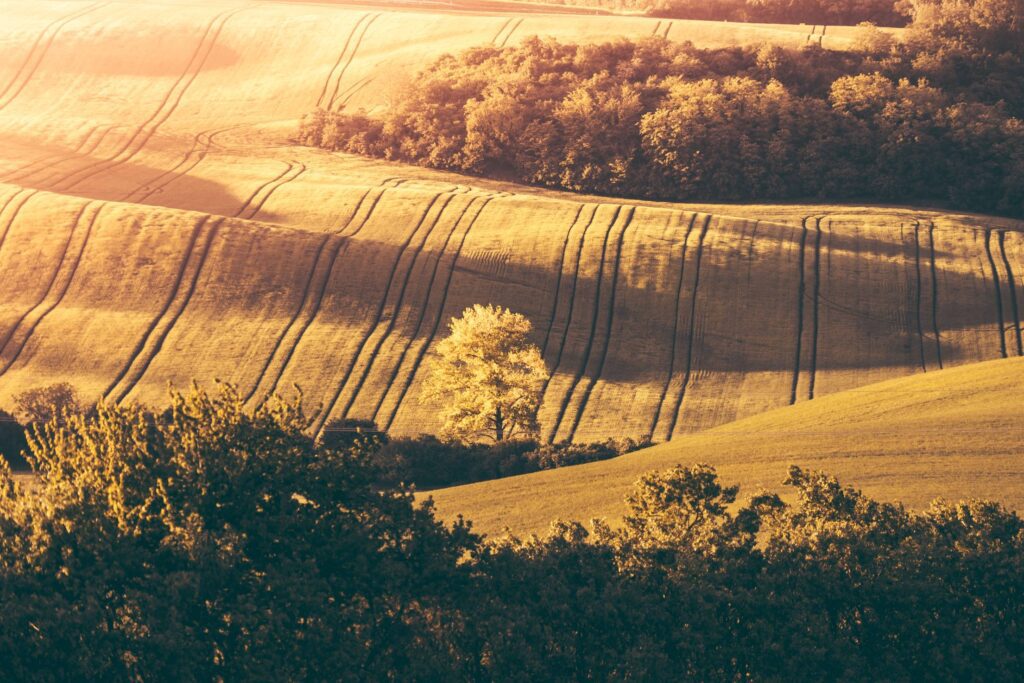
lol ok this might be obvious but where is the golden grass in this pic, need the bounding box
[428,356,1024,535]
[0,1,1018,450]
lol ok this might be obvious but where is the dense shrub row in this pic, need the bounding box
[321,421,648,489]
[300,2,1024,217]
[562,0,910,27]
[1,385,1021,680]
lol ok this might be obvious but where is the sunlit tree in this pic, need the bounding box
[423,304,548,444]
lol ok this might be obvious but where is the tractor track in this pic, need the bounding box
[245,234,347,404]
[998,230,1023,356]
[927,222,943,368]
[327,13,381,111]
[380,197,492,431]
[807,217,824,398]
[663,214,710,439]
[537,204,599,406]
[12,124,122,186]
[128,125,241,203]
[235,162,307,221]
[0,202,103,378]
[103,217,220,402]
[367,196,494,424]
[497,17,523,47]
[312,191,457,434]
[0,190,37,255]
[540,204,587,355]
[789,217,811,404]
[911,221,928,371]
[490,17,513,44]
[335,194,480,422]
[52,6,244,193]
[317,12,370,109]
[546,205,625,443]
[0,3,105,112]
[647,212,698,442]
[249,181,406,405]
[983,229,1008,359]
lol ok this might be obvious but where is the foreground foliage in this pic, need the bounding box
[301,2,1024,217]
[0,385,1021,680]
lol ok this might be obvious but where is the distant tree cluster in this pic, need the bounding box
[1,383,1022,679]
[300,2,1024,217]
[562,0,912,27]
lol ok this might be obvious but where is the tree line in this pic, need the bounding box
[0,383,1021,679]
[561,0,911,27]
[299,0,1024,218]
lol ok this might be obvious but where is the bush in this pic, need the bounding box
[300,35,1024,217]
[0,384,1021,679]
[0,410,27,469]
[368,435,649,490]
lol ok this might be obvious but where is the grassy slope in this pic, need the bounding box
[0,1,1017,444]
[429,356,1024,535]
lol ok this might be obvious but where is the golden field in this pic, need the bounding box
[429,356,1024,535]
[0,1,1019,507]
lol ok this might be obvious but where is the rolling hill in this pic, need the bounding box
[0,0,1018,445]
[428,356,1024,535]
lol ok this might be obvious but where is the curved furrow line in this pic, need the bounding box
[663,21,673,39]
[983,229,1008,359]
[663,214,711,440]
[0,202,103,378]
[651,20,662,36]
[646,212,698,442]
[0,201,91,356]
[329,192,474,427]
[260,237,350,405]
[113,219,222,404]
[789,217,811,405]
[315,12,369,109]
[245,162,307,221]
[101,217,212,400]
[911,220,928,372]
[234,162,293,218]
[537,205,599,406]
[998,230,1023,356]
[490,17,513,45]
[0,3,104,111]
[498,18,523,48]
[563,206,635,442]
[18,124,122,186]
[312,192,456,434]
[338,75,375,108]
[368,194,495,423]
[380,198,492,431]
[328,13,381,111]
[927,222,944,369]
[541,203,587,356]
[807,217,824,398]
[127,125,236,203]
[0,190,38,255]
[54,7,244,193]
[342,184,390,237]
[545,205,623,444]
[4,124,101,183]
[243,233,338,404]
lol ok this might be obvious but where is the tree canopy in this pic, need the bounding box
[422,304,548,444]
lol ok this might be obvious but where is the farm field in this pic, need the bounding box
[0,0,1018,447]
[429,356,1024,535]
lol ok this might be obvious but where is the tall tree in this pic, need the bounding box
[423,304,548,444]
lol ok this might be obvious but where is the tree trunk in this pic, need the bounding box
[494,405,504,441]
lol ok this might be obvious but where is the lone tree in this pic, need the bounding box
[423,304,548,443]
